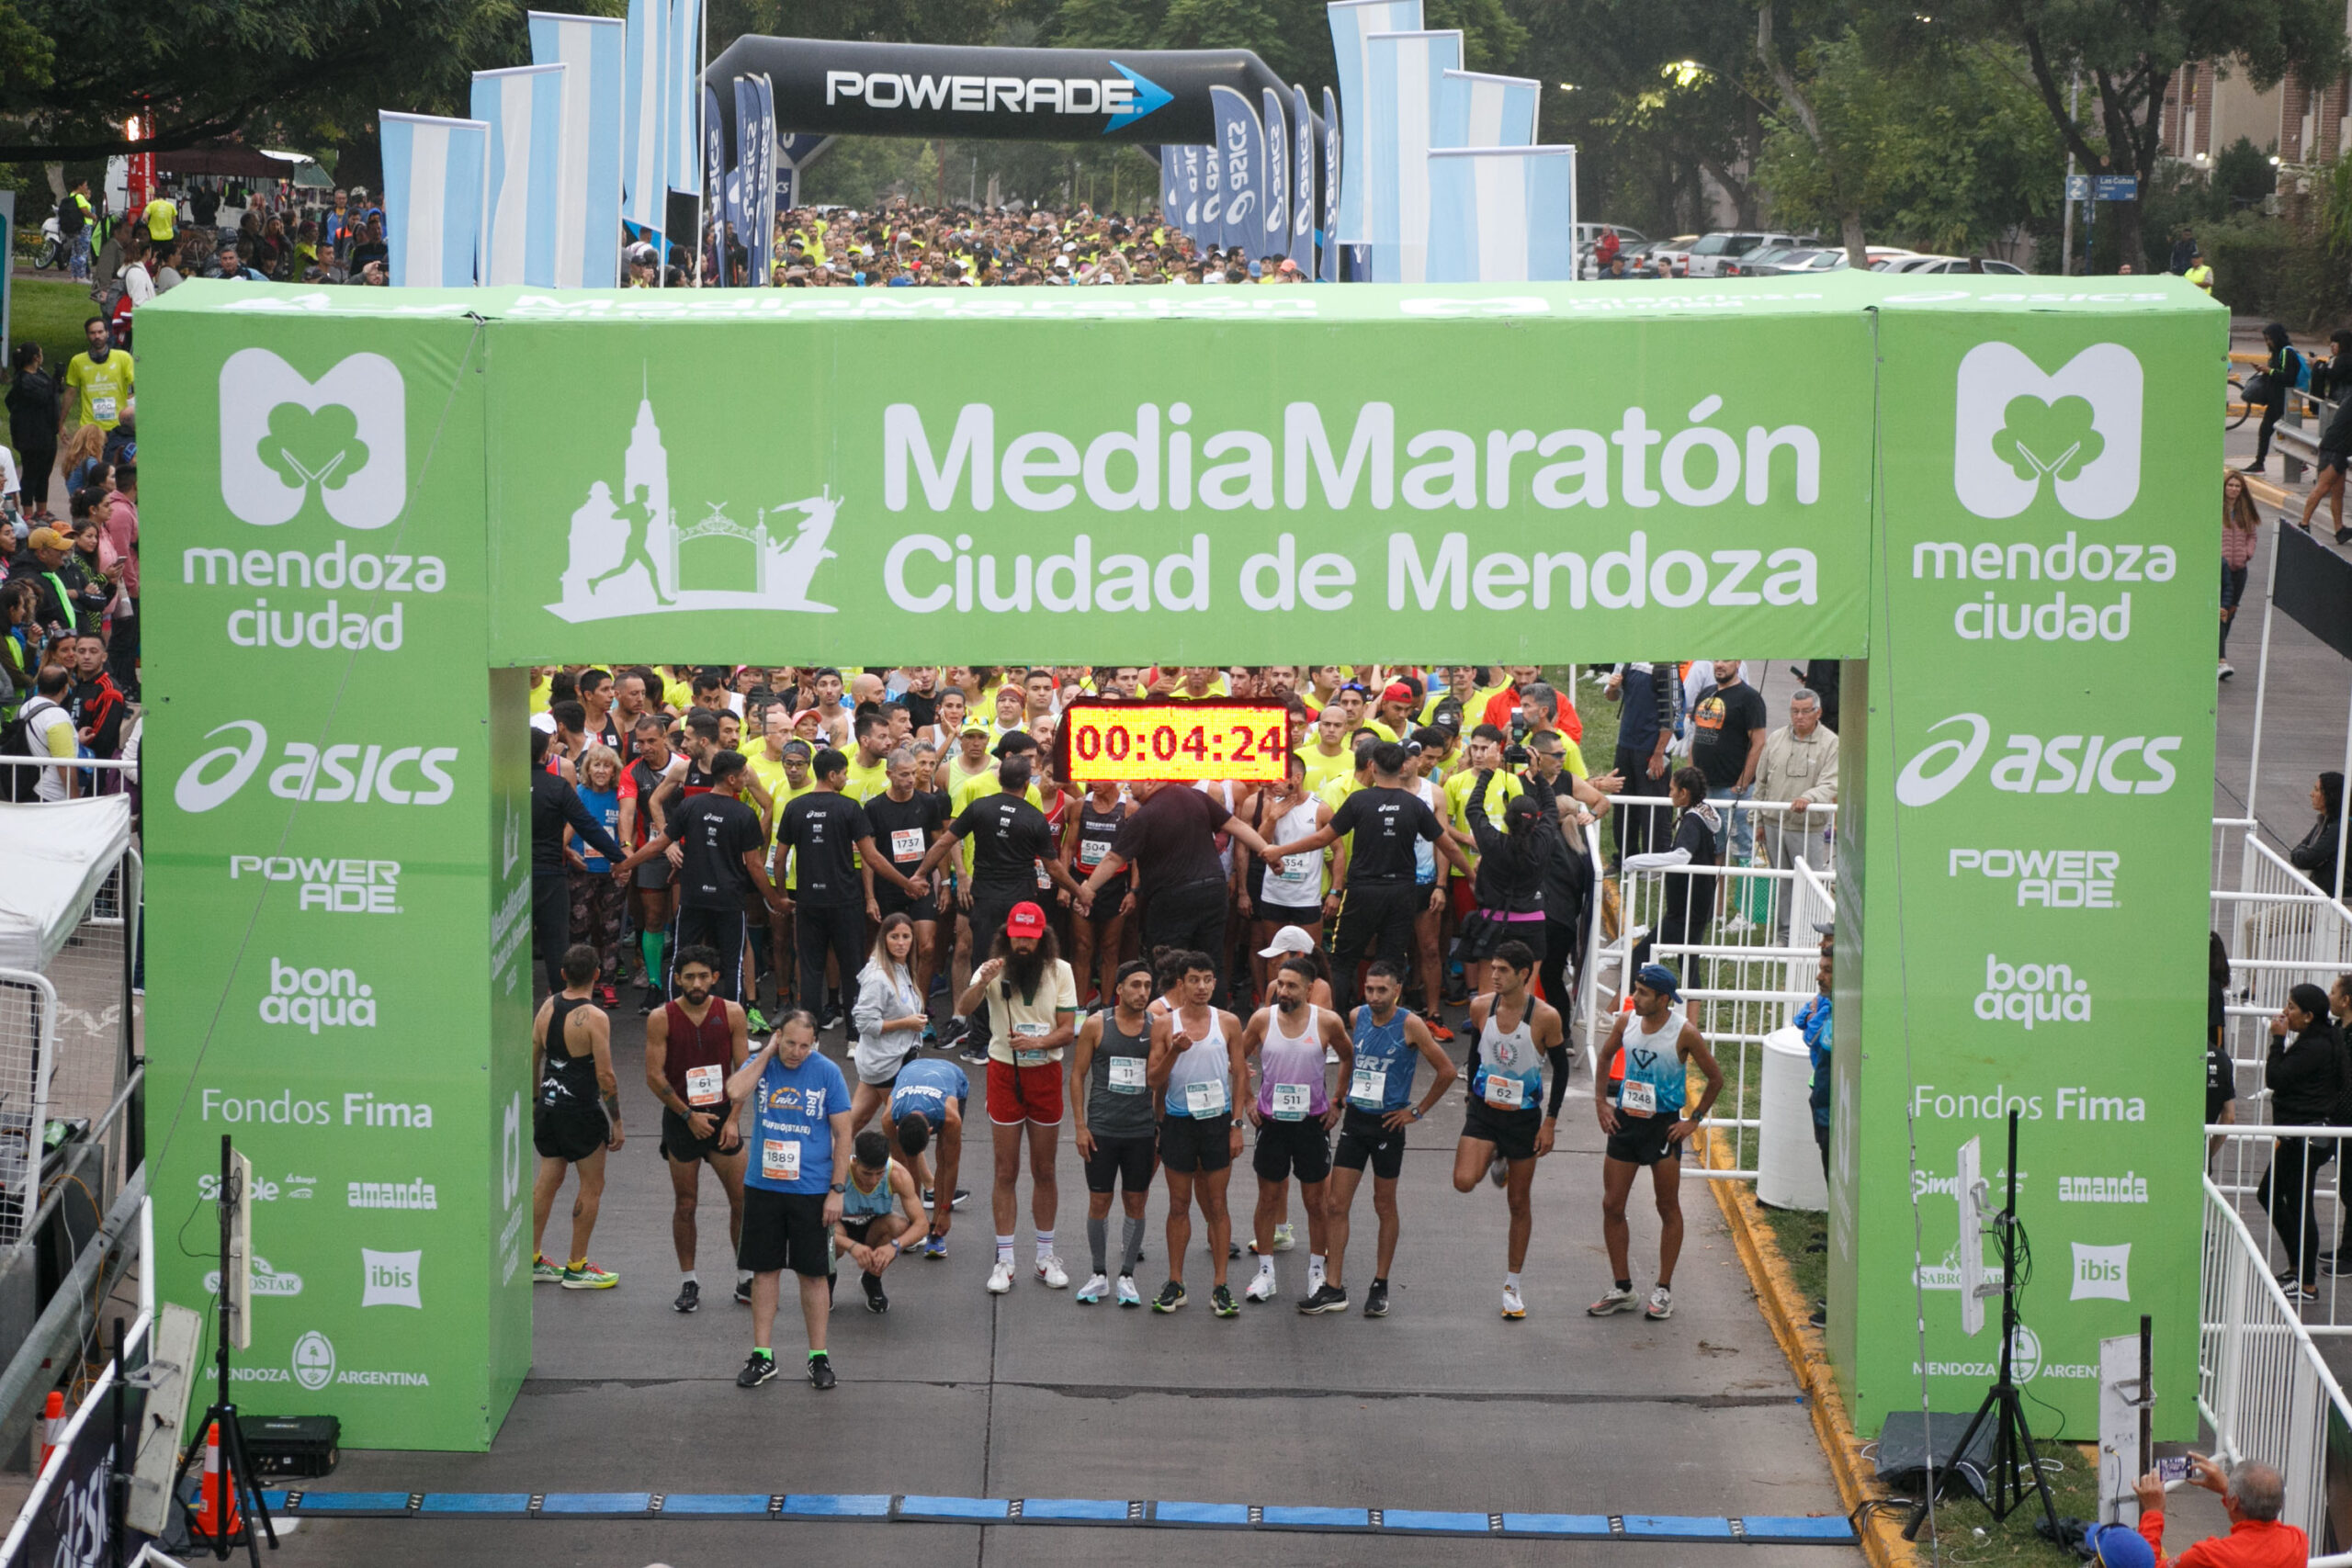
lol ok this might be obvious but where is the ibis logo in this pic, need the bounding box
[361,1248,423,1309]
[1953,343,2141,521]
[2070,1242,2132,1302]
[219,350,406,530]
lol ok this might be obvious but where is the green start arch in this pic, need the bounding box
[140,273,2217,1448]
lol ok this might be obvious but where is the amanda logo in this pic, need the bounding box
[220,350,407,530]
[1952,343,2141,522]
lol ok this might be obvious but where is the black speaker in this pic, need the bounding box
[237,1415,340,1478]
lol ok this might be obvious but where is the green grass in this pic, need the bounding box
[5,274,98,389]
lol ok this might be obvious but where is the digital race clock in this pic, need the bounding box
[1056,699,1291,784]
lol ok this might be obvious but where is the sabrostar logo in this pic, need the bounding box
[1953,343,2141,521]
[219,349,406,530]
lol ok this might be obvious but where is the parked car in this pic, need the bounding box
[1684,230,1804,277]
[1738,246,1851,276]
[1645,235,1700,276]
[1576,222,1650,278]
[1904,256,2029,276]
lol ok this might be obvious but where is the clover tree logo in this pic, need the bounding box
[219,349,407,530]
[1953,342,2140,521]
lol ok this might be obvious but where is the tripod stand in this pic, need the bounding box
[1903,1109,2062,1543]
[178,1134,279,1562]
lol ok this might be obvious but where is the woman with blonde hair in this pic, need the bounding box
[2221,470,2261,681]
[849,912,928,1133]
[566,742,628,1004]
[60,422,107,494]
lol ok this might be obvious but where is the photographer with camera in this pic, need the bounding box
[2129,1453,2303,1566]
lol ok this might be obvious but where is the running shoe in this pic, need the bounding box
[560,1260,619,1290]
[921,1235,948,1260]
[638,994,658,1016]
[807,1354,837,1390]
[820,1002,845,1032]
[734,1275,753,1304]
[2290,1279,2321,1303]
[672,1280,701,1314]
[1363,1280,1390,1319]
[1430,1021,1455,1044]
[1298,1283,1350,1315]
[1154,1280,1187,1313]
[2219,662,2235,681]
[922,1188,971,1211]
[735,1351,776,1388]
[745,1006,771,1035]
[987,1259,1015,1294]
[532,1255,565,1284]
[1272,1223,1296,1252]
[862,1273,888,1314]
[2324,1252,2349,1278]
[1116,1275,1143,1308]
[938,1015,968,1047]
[1244,1271,1277,1303]
[1645,1285,1675,1320]
[1076,1273,1110,1304]
[1587,1285,1637,1316]
[1487,1155,1510,1189]
[1211,1284,1240,1318]
[1036,1255,1070,1289]
[599,983,618,1008]
[922,1022,939,1048]
[1500,1283,1527,1319]
[958,1045,990,1066]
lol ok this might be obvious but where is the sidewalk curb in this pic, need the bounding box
[1706,1158,1919,1568]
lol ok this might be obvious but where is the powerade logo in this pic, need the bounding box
[174,721,458,813]
[220,350,406,529]
[1894,715,2178,807]
[1946,847,2118,909]
[1953,344,2141,520]
[1974,955,2091,1030]
[821,62,1171,131]
[230,854,402,914]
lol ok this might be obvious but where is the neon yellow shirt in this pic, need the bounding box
[143,198,177,241]
[64,349,134,430]
[843,752,891,804]
[1297,743,1353,796]
[1444,767,1524,870]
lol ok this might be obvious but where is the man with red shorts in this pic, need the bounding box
[954,901,1080,1295]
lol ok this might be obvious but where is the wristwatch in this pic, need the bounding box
[1410,1106,1424,1121]
[829,1182,847,1193]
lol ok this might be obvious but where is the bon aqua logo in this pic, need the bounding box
[1953,343,2141,522]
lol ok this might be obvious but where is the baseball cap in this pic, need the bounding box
[2086,1523,2155,1568]
[1635,963,1682,999]
[1257,925,1317,959]
[960,716,991,736]
[1007,902,1048,938]
[27,526,68,550]
[1382,682,1413,703]
[1812,919,1837,937]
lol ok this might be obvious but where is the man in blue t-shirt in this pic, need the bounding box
[728,1009,852,1390]
[1605,663,1678,861]
[884,1057,969,1256]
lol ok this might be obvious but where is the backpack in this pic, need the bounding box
[0,696,64,802]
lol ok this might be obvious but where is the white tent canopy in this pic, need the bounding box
[0,797,133,971]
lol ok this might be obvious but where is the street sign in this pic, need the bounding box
[2064,174,2090,200]
[2094,175,2139,200]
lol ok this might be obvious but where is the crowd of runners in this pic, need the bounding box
[524,663,1745,1392]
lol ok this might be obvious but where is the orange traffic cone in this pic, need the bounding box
[195,1420,243,1545]
[37,1392,63,1472]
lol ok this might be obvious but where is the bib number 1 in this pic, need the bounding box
[1184,1078,1227,1118]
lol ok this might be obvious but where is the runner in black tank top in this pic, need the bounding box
[1065,784,1130,1010]
[641,943,752,1313]
[530,946,624,1290]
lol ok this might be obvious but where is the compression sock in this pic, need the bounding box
[753,1347,771,1359]
[1035,1230,1056,1267]
[641,931,665,987]
[1087,1217,1109,1276]
[1506,1271,1522,1292]
[1121,1216,1148,1277]
[996,1235,1015,1266]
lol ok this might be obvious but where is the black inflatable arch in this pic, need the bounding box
[704,37,1319,150]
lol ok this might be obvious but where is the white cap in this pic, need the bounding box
[1257,925,1316,959]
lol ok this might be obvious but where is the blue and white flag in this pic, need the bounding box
[1318,86,1341,281]
[1159,146,1188,236]
[665,0,704,197]
[1426,146,1577,283]
[1328,0,1421,243]
[1290,84,1316,271]
[471,63,569,287]
[621,0,667,234]
[528,12,626,287]
[1260,88,1290,262]
[1364,28,1463,283]
[1433,69,1540,149]
[1208,86,1265,257]
[1199,130,1226,248]
[379,112,488,287]
[702,82,726,268]
[737,73,775,285]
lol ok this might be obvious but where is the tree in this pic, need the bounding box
[1956,0,2347,268]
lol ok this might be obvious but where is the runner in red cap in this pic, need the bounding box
[954,899,1080,1294]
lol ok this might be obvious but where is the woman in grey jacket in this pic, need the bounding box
[850,914,929,1133]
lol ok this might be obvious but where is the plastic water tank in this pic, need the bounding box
[1757,1025,1828,1212]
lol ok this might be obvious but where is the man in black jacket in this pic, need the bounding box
[533,727,628,998]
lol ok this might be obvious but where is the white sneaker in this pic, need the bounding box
[2220,661,2235,680]
[1723,915,1757,936]
[1500,1283,1527,1319]
[1115,1275,1143,1308]
[1588,1285,1637,1316]
[1036,1255,1070,1289]
[1272,1223,1296,1252]
[1645,1285,1675,1320]
[1076,1272,1109,1303]
[987,1258,1015,1294]
[1245,1270,1277,1303]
